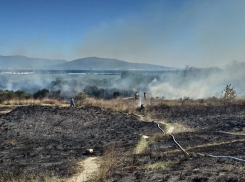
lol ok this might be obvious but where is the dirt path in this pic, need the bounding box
[134,114,193,134]
[68,157,99,182]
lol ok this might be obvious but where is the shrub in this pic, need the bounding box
[33,89,49,99]
[74,92,89,101]
[15,90,26,99]
[220,84,237,103]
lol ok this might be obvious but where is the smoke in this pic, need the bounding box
[2,0,245,67]
[1,61,245,100]
[75,0,245,68]
[149,62,245,99]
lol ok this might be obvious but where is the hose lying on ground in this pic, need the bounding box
[157,123,189,156]
[157,123,245,162]
[198,153,245,163]
[157,123,165,133]
[169,134,189,156]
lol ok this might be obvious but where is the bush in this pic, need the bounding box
[15,90,26,98]
[74,92,89,101]
[0,89,33,103]
[33,89,49,99]
[220,84,237,103]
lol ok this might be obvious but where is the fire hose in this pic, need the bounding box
[157,123,245,163]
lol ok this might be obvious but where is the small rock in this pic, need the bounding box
[86,149,94,155]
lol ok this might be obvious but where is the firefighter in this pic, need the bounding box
[140,104,145,111]
[135,92,139,100]
[70,98,75,107]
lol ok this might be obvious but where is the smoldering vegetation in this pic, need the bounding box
[149,61,245,99]
[0,61,245,100]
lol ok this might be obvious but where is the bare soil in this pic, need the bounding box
[68,157,99,182]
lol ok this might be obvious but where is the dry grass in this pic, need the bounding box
[88,143,121,182]
[146,161,173,170]
[156,138,245,156]
[75,97,245,120]
[186,138,245,152]
[2,97,245,118]
[76,97,203,115]
[219,131,245,136]
[4,139,18,146]
[42,99,61,105]
[0,174,64,182]
[3,99,41,106]
[133,138,149,154]
[221,166,234,172]
[164,122,194,134]
[149,133,166,144]
[1,99,67,107]
[78,98,140,113]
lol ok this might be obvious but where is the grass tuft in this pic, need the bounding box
[88,143,120,182]
[0,174,64,182]
[147,161,172,170]
[133,138,149,154]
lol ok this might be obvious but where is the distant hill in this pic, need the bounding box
[0,55,67,69]
[0,55,177,70]
[57,57,176,70]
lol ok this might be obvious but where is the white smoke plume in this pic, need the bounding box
[149,62,245,99]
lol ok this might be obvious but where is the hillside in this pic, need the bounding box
[57,57,175,70]
[0,55,176,70]
[0,55,67,69]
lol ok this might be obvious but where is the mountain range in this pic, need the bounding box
[0,55,176,70]
[0,55,66,69]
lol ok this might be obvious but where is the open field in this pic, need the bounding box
[1,98,245,181]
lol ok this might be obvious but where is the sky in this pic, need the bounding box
[0,0,245,67]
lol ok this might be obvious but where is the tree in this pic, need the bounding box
[33,89,49,99]
[220,84,237,103]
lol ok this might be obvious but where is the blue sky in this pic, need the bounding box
[0,0,245,67]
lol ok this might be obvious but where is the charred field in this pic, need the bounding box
[0,100,245,182]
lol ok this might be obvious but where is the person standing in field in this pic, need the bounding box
[144,92,146,100]
[135,92,139,100]
[70,98,75,107]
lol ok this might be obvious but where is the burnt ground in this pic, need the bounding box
[1,104,245,181]
[108,104,245,182]
[0,106,159,180]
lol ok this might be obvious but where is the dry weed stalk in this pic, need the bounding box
[79,98,138,113]
[220,84,237,103]
[2,99,65,106]
[0,173,64,182]
[88,143,122,182]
